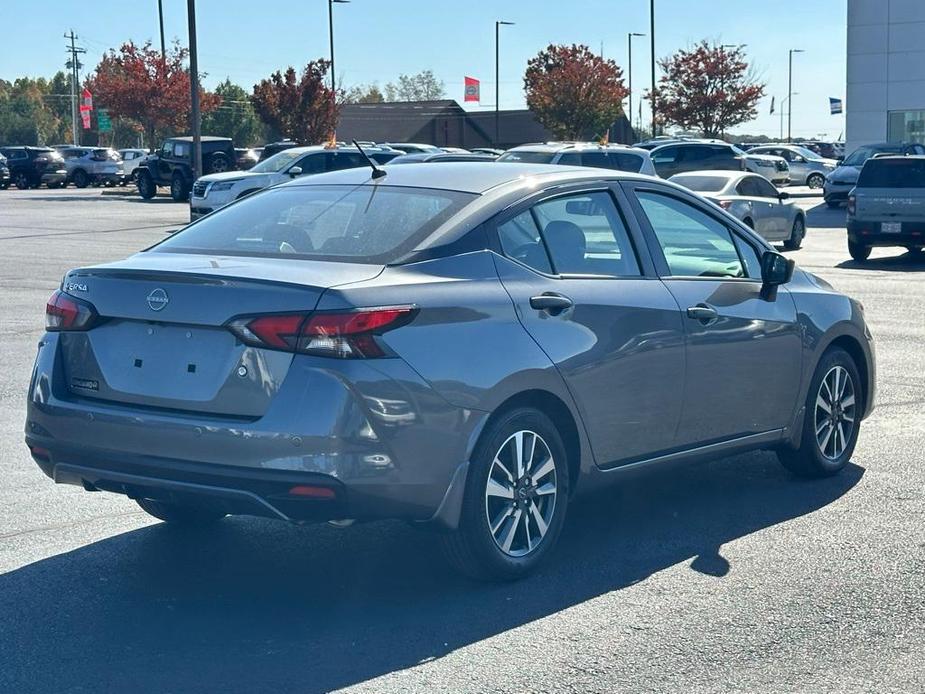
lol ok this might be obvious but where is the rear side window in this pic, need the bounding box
[154,185,476,263]
[651,146,679,164]
[673,175,727,192]
[857,159,925,188]
[498,211,553,274]
[607,153,644,173]
[497,151,556,164]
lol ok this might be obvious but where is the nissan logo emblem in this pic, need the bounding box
[146,288,169,311]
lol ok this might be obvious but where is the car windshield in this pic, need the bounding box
[670,175,729,192]
[250,149,308,173]
[153,185,477,263]
[497,151,556,164]
[857,159,925,188]
[844,145,902,167]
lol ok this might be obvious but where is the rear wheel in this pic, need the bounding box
[848,240,871,262]
[170,173,189,202]
[806,173,825,189]
[72,169,89,188]
[441,407,569,580]
[208,153,230,173]
[778,347,862,478]
[14,172,30,190]
[137,498,226,524]
[137,171,156,199]
[784,216,805,250]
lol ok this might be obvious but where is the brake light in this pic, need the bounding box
[45,290,98,331]
[228,306,415,358]
[847,194,856,216]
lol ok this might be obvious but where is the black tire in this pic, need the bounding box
[208,153,230,174]
[825,199,841,209]
[778,347,863,478]
[170,173,189,202]
[136,498,226,524]
[848,240,871,262]
[441,407,570,581]
[137,171,156,199]
[784,216,805,251]
[72,169,89,188]
[14,172,30,190]
[806,173,825,189]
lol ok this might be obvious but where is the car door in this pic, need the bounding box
[623,181,802,447]
[650,145,681,178]
[492,185,686,466]
[750,175,790,240]
[734,176,776,238]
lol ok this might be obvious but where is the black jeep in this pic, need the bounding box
[136,136,236,201]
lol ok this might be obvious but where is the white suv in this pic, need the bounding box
[189,145,399,220]
[497,142,657,176]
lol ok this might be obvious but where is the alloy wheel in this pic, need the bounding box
[814,365,857,460]
[484,430,557,557]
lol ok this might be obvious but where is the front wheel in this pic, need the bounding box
[441,408,570,580]
[806,173,825,189]
[72,169,89,188]
[784,216,805,251]
[14,172,30,190]
[137,498,226,524]
[848,240,871,262]
[137,171,156,199]
[778,347,862,478]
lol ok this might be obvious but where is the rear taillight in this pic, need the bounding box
[847,194,856,216]
[227,306,415,358]
[45,290,98,331]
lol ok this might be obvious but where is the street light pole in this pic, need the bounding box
[329,0,349,141]
[187,0,201,179]
[628,32,645,133]
[787,48,804,142]
[495,20,514,147]
[649,0,656,136]
[157,0,166,63]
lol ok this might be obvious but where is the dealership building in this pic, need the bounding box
[847,0,925,153]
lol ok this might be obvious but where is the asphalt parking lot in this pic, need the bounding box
[1,186,923,693]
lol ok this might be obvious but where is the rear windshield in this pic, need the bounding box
[670,175,728,192]
[857,159,925,188]
[497,151,556,164]
[153,185,476,263]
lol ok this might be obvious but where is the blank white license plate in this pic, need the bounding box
[881,222,902,233]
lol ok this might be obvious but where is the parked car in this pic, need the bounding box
[440,147,470,154]
[497,142,656,175]
[118,148,149,180]
[471,147,505,156]
[258,141,302,161]
[0,146,67,189]
[189,145,400,219]
[387,152,498,164]
[742,151,790,185]
[650,141,789,184]
[747,144,837,188]
[0,153,9,189]
[135,136,237,202]
[28,162,875,580]
[59,147,126,188]
[797,141,844,160]
[823,142,925,208]
[235,148,260,170]
[634,136,727,150]
[669,171,806,249]
[383,142,442,154]
[845,155,925,261]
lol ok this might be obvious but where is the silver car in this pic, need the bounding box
[498,142,657,176]
[670,170,806,249]
[118,149,149,179]
[27,163,874,580]
[60,147,126,188]
[747,145,837,188]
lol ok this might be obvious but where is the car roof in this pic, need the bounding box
[279,161,650,194]
[505,142,647,154]
[168,136,232,142]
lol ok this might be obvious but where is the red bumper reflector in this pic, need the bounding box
[29,446,50,461]
[288,485,336,499]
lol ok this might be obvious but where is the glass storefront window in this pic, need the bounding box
[888,110,925,144]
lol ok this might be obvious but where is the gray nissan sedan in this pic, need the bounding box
[26,162,876,580]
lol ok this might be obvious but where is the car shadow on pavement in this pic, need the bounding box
[0,452,863,693]
[805,202,848,229]
[837,251,925,272]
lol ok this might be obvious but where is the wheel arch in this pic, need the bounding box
[823,334,870,416]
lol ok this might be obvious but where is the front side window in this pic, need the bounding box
[293,153,326,175]
[153,185,475,263]
[531,192,640,276]
[752,177,780,199]
[636,191,744,278]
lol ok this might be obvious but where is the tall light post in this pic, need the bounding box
[329,0,349,138]
[187,0,201,178]
[495,20,514,147]
[787,48,804,142]
[627,32,645,132]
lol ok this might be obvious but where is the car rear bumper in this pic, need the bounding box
[848,220,925,246]
[26,332,484,526]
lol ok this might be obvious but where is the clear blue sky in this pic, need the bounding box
[0,0,847,139]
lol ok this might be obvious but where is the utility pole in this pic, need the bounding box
[64,31,86,146]
[787,48,804,142]
[157,0,166,63]
[649,0,656,136]
[329,0,349,141]
[628,32,645,133]
[187,0,201,178]
[495,20,514,147]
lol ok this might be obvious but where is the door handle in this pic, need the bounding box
[686,304,718,324]
[530,293,573,314]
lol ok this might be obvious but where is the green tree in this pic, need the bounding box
[0,77,66,145]
[384,70,445,101]
[201,78,267,145]
[343,82,384,104]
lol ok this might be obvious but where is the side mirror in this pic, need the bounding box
[778,191,790,201]
[760,250,794,286]
[288,166,302,178]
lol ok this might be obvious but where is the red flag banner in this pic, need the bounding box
[81,111,91,129]
[80,88,93,113]
[464,76,480,103]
